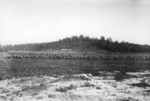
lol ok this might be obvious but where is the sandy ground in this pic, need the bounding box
[0,71,150,101]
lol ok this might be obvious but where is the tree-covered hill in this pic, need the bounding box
[1,35,150,52]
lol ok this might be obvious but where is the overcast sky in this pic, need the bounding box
[0,0,150,45]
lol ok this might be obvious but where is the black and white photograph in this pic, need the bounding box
[0,0,150,101]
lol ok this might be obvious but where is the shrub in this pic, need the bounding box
[131,80,150,88]
[114,71,127,81]
[82,82,94,87]
[0,76,3,80]
[56,84,76,92]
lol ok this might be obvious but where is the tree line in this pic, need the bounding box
[1,35,150,52]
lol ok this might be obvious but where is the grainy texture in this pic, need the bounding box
[0,58,150,79]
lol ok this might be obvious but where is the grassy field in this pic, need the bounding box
[0,58,150,79]
[0,52,150,101]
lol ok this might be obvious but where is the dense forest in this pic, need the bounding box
[1,35,150,52]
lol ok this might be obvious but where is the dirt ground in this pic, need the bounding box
[0,71,150,101]
[0,52,150,101]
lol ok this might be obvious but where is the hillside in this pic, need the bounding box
[1,35,150,52]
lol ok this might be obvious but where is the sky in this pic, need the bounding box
[0,0,150,45]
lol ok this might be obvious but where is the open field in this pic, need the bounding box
[0,72,150,101]
[0,59,150,79]
[0,52,150,101]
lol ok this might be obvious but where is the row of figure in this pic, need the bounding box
[8,51,150,60]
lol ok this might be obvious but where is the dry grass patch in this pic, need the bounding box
[56,84,77,92]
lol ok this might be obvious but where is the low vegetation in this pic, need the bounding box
[82,82,94,87]
[0,35,150,101]
[56,84,77,92]
[0,58,149,79]
[131,80,150,88]
[114,71,129,81]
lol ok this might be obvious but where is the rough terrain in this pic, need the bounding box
[0,71,150,101]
